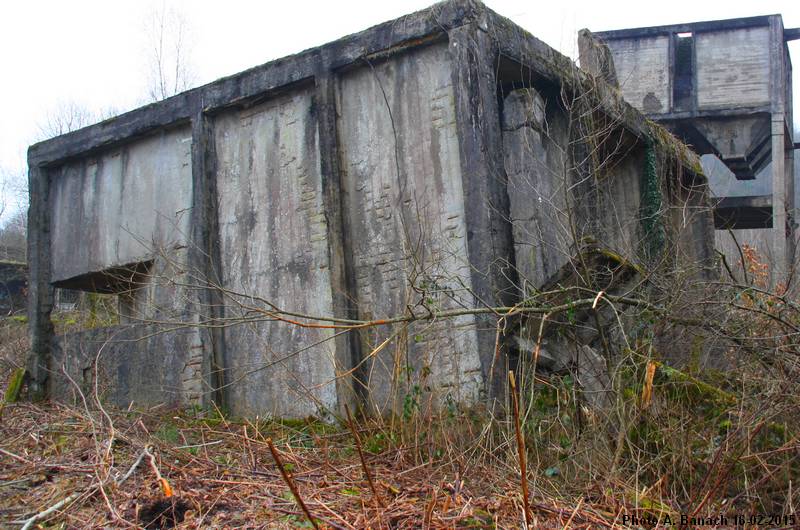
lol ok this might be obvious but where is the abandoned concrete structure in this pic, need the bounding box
[590,15,798,280]
[27,0,714,418]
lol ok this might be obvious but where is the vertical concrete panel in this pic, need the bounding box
[214,88,339,418]
[503,88,645,288]
[696,28,770,110]
[607,36,671,114]
[503,90,571,291]
[49,128,193,282]
[593,152,644,259]
[337,43,482,412]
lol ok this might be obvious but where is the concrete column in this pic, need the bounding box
[786,137,796,269]
[771,116,787,280]
[314,67,361,414]
[26,164,54,398]
[769,17,789,282]
[189,109,227,408]
[449,21,519,402]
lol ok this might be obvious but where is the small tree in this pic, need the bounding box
[0,209,26,263]
[143,2,196,102]
[36,100,96,140]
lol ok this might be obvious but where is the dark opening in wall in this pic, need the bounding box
[713,196,773,230]
[673,32,694,111]
[51,260,153,330]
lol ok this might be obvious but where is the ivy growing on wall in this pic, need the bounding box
[640,140,665,259]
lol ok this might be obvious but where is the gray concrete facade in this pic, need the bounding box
[592,15,797,283]
[28,0,713,418]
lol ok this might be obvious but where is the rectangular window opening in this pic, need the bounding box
[51,260,153,331]
[673,33,694,111]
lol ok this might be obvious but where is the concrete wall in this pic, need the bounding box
[213,88,340,418]
[337,43,482,411]
[50,324,201,408]
[503,88,571,291]
[715,228,776,283]
[606,36,671,114]
[31,0,714,418]
[503,87,650,292]
[49,127,193,283]
[696,27,770,110]
[605,26,771,114]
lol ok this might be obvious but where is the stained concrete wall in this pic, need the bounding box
[44,127,202,406]
[503,87,649,292]
[50,324,200,408]
[696,27,770,110]
[604,26,771,114]
[31,0,714,419]
[337,43,482,411]
[49,127,193,283]
[502,88,571,291]
[606,36,671,114]
[213,88,340,418]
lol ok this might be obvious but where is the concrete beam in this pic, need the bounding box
[596,14,775,41]
[28,0,481,168]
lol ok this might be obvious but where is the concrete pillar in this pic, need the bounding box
[26,164,54,398]
[314,67,361,415]
[771,115,787,280]
[449,22,519,403]
[189,109,227,408]
[769,16,788,283]
[786,132,796,268]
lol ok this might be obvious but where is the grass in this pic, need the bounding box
[1,349,797,529]
[1,248,799,528]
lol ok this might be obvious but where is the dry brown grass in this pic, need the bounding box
[2,248,800,528]
[0,401,624,529]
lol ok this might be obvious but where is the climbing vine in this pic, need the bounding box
[640,140,665,260]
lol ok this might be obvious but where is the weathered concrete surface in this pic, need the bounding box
[605,36,670,114]
[50,324,199,408]
[502,88,571,292]
[214,89,340,418]
[337,43,482,411]
[30,0,715,418]
[503,85,653,292]
[49,128,193,284]
[696,27,770,110]
[577,29,619,88]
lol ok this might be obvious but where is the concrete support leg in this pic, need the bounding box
[771,115,787,282]
[189,109,227,408]
[449,23,519,403]
[26,164,54,398]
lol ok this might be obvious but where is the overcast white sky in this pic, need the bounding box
[0,0,798,219]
